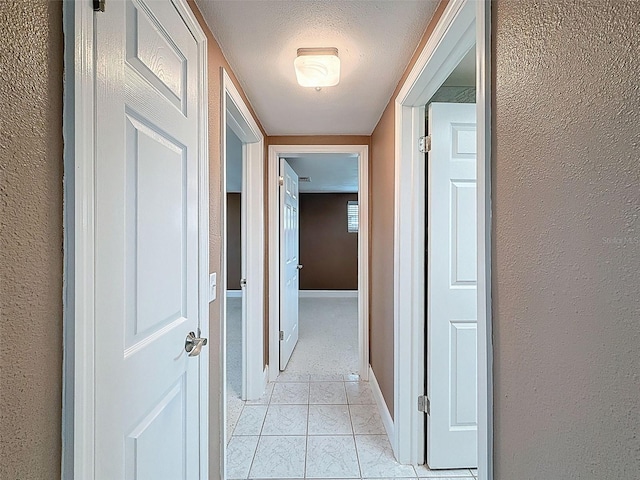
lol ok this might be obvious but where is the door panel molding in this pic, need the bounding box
[267,144,370,383]
[392,0,492,478]
[63,1,208,478]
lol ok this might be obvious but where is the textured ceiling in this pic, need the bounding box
[195,0,440,135]
[287,154,359,193]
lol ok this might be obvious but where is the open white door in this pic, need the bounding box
[427,102,478,469]
[279,158,300,370]
[94,1,204,478]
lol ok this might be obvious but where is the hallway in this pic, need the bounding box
[226,297,477,479]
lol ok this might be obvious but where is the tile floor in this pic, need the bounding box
[227,375,478,480]
[226,297,477,480]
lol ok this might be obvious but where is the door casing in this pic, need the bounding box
[267,145,370,383]
[220,68,266,479]
[62,1,209,478]
[392,0,492,479]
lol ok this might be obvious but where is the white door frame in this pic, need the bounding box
[393,1,492,479]
[62,1,209,478]
[220,69,266,476]
[267,145,370,382]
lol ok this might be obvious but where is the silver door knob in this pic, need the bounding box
[296,264,303,270]
[185,331,208,357]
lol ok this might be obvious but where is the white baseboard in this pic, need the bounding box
[299,290,358,298]
[368,365,394,446]
[226,290,242,298]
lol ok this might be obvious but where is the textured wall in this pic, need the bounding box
[369,0,449,416]
[171,3,267,478]
[0,1,64,478]
[299,193,358,291]
[369,102,397,415]
[493,1,640,477]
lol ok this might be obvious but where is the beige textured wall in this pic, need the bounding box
[0,1,64,478]
[493,1,640,477]
[369,102,397,416]
[369,0,449,416]
[188,2,266,478]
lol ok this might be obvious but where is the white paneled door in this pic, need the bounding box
[427,102,478,469]
[94,1,204,478]
[279,159,300,370]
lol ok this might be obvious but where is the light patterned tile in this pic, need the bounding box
[349,404,386,434]
[227,394,245,443]
[262,404,308,435]
[245,382,274,405]
[276,372,311,382]
[308,405,352,435]
[310,373,345,382]
[344,374,361,382]
[226,435,258,479]
[414,464,473,477]
[233,405,267,436]
[345,381,375,405]
[249,435,306,479]
[355,435,417,478]
[418,475,474,480]
[309,381,347,404]
[470,469,478,478]
[271,382,310,404]
[305,435,360,478]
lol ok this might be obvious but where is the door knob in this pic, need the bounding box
[296,264,303,270]
[185,331,208,357]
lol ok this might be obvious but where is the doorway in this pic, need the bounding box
[425,46,478,470]
[279,154,361,374]
[220,70,265,478]
[267,145,370,383]
[65,0,209,477]
[393,0,492,478]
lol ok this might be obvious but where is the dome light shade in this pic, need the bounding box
[294,48,340,87]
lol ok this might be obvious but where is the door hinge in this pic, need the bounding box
[278,176,284,186]
[418,135,431,153]
[279,331,284,341]
[93,0,106,12]
[418,395,430,415]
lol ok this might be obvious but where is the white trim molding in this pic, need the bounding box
[268,144,370,382]
[298,290,358,298]
[392,0,492,477]
[369,366,395,446]
[220,68,265,479]
[476,1,493,478]
[64,1,208,478]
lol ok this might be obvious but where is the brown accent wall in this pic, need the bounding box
[492,1,640,477]
[369,0,449,417]
[227,193,242,290]
[0,1,64,478]
[299,193,358,291]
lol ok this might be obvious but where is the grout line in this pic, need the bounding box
[303,401,310,478]
[348,401,364,479]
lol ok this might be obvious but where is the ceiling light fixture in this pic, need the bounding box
[294,47,340,88]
